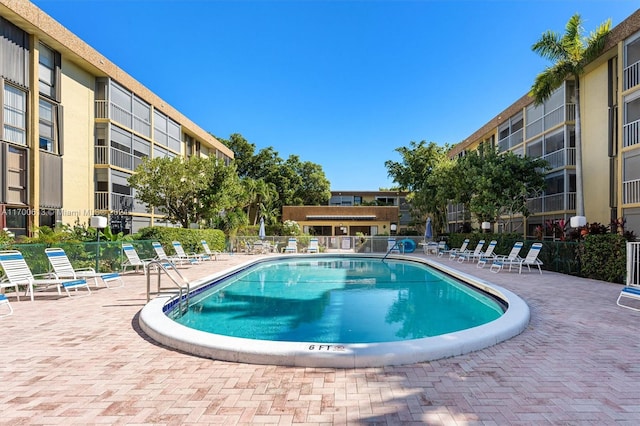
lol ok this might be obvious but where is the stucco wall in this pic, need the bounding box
[581,61,612,224]
[59,58,95,226]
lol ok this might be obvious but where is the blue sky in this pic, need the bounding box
[33,0,639,190]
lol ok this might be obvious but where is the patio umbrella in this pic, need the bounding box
[424,217,433,241]
[258,217,266,240]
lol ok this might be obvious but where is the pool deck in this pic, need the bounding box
[2,252,640,424]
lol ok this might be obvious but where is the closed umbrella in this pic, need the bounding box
[424,217,433,241]
[258,217,266,240]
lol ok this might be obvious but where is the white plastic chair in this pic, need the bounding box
[284,238,298,253]
[172,241,203,264]
[0,250,91,300]
[45,247,123,288]
[307,238,319,253]
[0,294,13,317]
[122,243,152,275]
[200,240,218,260]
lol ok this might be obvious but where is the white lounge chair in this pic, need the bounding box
[307,238,319,254]
[150,242,185,267]
[122,243,152,275]
[489,242,524,273]
[457,240,485,263]
[284,238,298,253]
[172,241,203,263]
[45,247,124,288]
[0,250,91,300]
[200,240,218,260]
[0,294,13,317]
[442,239,469,259]
[491,242,543,274]
[476,240,498,268]
[617,285,640,311]
[251,241,266,255]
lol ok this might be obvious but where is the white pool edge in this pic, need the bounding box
[138,254,530,368]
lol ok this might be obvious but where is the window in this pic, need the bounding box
[153,110,168,147]
[39,99,55,152]
[4,208,27,237]
[526,139,542,158]
[6,145,27,203]
[167,118,181,153]
[38,43,60,100]
[544,131,565,154]
[624,151,640,181]
[625,95,640,124]
[111,170,132,196]
[545,172,564,195]
[3,83,26,145]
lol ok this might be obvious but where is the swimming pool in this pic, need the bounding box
[139,254,530,367]
[173,257,505,343]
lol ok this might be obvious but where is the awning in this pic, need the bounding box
[305,215,377,221]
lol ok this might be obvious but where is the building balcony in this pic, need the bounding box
[527,192,576,214]
[94,100,151,137]
[624,119,639,148]
[95,192,147,214]
[94,146,144,170]
[624,60,640,91]
[542,148,576,170]
[624,178,640,204]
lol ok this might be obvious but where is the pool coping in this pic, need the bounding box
[138,254,530,368]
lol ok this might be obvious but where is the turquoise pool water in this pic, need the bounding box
[173,257,505,344]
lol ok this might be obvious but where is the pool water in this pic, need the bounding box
[174,257,505,344]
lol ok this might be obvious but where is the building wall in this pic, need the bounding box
[60,57,95,224]
[282,206,400,236]
[448,10,640,238]
[0,0,234,235]
[581,59,613,224]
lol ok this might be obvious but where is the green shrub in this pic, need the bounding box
[577,234,627,284]
[135,227,226,254]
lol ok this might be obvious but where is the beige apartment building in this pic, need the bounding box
[0,0,233,236]
[449,9,640,238]
[282,191,410,237]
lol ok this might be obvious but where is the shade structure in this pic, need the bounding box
[258,217,266,240]
[424,217,433,241]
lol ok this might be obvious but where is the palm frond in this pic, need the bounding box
[582,19,612,63]
[529,62,573,104]
[531,31,564,61]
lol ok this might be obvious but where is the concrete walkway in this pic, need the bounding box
[1,252,639,425]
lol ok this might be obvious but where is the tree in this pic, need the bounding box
[385,141,451,233]
[458,147,548,226]
[128,156,242,228]
[218,133,331,218]
[530,13,611,217]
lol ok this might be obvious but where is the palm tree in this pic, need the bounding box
[529,14,611,217]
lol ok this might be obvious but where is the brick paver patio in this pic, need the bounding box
[1,252,639,425]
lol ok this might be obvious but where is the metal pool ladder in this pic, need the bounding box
[382,241,404,261]
[146,259,190,315]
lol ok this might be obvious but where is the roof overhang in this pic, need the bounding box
[305,215,378,221]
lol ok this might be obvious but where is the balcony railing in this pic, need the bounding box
[94,100,151,137]
[525,103,575,140]
[95,191,109,211]
[527,192,576,214]
[95,145,108,165]
[94,191,147,214]
[624,119,640,148]
[94,145,146,171]
[624,60,640,91]
[95,100,108,119]
[542,148,576,169]
[624,179,640,204]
